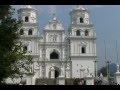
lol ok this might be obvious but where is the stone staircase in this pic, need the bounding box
[65,79,75,85]
[35,78,76,85]
[35,78,56,85]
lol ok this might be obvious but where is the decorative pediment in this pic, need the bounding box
[79,42,87,46]
[45,14,64,30]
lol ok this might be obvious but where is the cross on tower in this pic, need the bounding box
[52,13,57,20]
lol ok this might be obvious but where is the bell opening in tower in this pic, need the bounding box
[54,67,61,78]
[76,30,81,36]
[80,17,84,23]
[25,16,29,22]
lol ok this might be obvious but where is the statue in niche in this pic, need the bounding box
[52,34,57,42]
[51,63,55,67]
[80,65,84,70]
[67,63,70,67]
[53,37,56,42]
[117,64,120,72]
[60,64,64,76]
[87,67,90,74]
[29,64,33,73]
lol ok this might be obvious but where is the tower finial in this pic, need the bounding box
[76,5,85,10]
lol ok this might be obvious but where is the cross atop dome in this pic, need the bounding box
[52,13,57,20]
[45,13,64,30]
[75,5,85,10]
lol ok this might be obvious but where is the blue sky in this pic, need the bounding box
[12,5,120,69]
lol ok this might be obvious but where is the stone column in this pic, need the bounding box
[57,76,65,85]
[80,65,85,78]
[85,75,94,85]
[114,64,120,85]
[80,69,85,78]
[51,66,55,78]
[117,64,120,73]
[60,64,65,77]
[26,75,33,85]
[84,67,94,85]
[34,69,40,78]
[66,66,70,78]
[56,64,65,85]
[32,69,39,85]
[39,64,42,78]
[41,64,45,78]
[114,72,120,85]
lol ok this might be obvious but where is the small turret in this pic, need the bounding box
[52,13,57,21]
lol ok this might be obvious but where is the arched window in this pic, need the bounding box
[85,30,89,36]
[81,47,86,54]
[76,30,81,36]
[80,17,84,23]
[20,29,24,35]
[25,16,29,22]
[50,50,59,59]
[28,29,33,35]
[23,46,27,52]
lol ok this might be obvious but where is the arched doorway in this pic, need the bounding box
[50,50,59,59]
[55,70,59,78]
[49,66,61,78]
[54,67,61,78]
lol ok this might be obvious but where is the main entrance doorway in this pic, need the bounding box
[49,66,61,78]
[55,70,59,78]
[54,67,61,78]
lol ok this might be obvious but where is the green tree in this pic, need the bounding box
[0,5,33,84]
[99,67,107,76]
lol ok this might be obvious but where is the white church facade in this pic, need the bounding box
[6,5,97,85]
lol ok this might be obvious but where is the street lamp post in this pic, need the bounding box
[94,60,98,77]
[106,60,111,85]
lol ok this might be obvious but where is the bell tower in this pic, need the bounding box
[18,5,37,23]
[17,5,40,54]
[69,5,97,78]
[17,6,41,81]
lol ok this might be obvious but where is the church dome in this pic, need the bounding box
[45,14,64,30]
